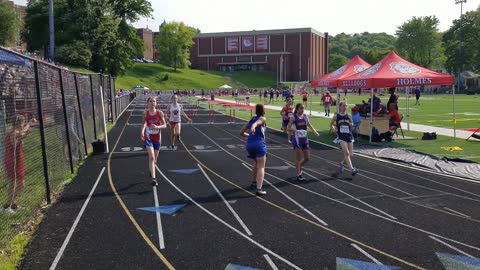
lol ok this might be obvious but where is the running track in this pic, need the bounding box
[20,95,480,270]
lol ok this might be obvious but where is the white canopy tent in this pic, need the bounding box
[218,84,232,89]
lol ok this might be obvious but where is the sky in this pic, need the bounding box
[14,0,480,36]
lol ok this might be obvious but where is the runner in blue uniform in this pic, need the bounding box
[287,103,320,181]
[331,101,358,176]
[240,104,267,196]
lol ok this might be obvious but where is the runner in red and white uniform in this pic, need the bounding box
[321,91,334,117]
[141,96,166,186]
[166,95,192,150]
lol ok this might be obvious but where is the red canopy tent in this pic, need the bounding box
[340,51,454,88]
[339,51,457,140]
[310,55,371,88]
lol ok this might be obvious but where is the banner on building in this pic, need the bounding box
[256,35,268,52]
[242,36,254,51]
[227,37,239,52]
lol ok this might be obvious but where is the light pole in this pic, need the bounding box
[453,0,466,139]
[455,0,466,88]
[48,0,54,61]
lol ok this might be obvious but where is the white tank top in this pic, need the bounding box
[169,103,182,122]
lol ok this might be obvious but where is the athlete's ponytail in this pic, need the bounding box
[293,103,303,115]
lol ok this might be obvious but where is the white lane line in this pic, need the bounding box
[261,166,480,252]
[285,162,397,220]
[266,133,480,197]
[50,167,106,270]
[241,163,328,226]
[192,125,480,252]
[263,254,279,270]
[443,207,471,218]
[220,126,418,198]
[156,166,302,270]
[429,236,474,258]
[153,186,165,249]
[400,193,450,200]
[302,156,416,197]
[197,164,253,236]
[350,243,383,265]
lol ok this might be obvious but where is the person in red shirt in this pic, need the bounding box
[141,96,167,186]
[301,89,308,108]
[280,97,294,143]
[321,91,335,117]
[386,103,402,132]
[3,115,36,213]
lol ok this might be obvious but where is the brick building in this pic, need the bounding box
[190,28,329,82]
[136,28,154,60]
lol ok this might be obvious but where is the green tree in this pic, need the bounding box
[443,6,480,74]
[109,0,152,22]
[328,54,348,72]
[155,21,196,71]
[328,32,396,70]
[395,16,442,68]
[22,0,150,76]
[56,41,92,67]
[0,0,19,46]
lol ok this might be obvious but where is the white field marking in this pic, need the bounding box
[429,236,475,258]
[285,162,397,220]
[50,167,106,270]
[197,125,404,224]
[153,186,165,249]
[304,151,480,202]
[264,254,280,270]
[362,163,480,199]
[298,167,474,219]
[400,193,451,200]
[215,125,418,197]
[443,207,471,218]
[192,125,480,252]
[351,151,480,185]
[350,243,383,265]
[338,194,387,202]
[197,164,253,236]
[240,163,328,226]
[258,162,480,252]
[156,166,303,270]
[211,120,480,220]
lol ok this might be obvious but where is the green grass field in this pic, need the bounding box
[220,93,480,130]
[209,71,277,89]
[115,64,231,90]
[206,94,480,163]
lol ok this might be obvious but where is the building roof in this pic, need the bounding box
[195,28,327,38]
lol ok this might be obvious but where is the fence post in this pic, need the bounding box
[58,69,74,174]
[74,73,89,155]
[89,75,97,139]
[33,61,52,204]
[109,76,114,122]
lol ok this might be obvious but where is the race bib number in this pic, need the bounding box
[296,130,307,138]
[288,113,294,118]
[340,125,350,134]
[148,126,159,134]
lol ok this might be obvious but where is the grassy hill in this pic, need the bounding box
[115,63,231,90]
[209,71,277,89]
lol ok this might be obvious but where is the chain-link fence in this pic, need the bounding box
[0,47,135,249]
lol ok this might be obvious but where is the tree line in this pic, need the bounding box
[0,1,478,76]
[329,5,480,75]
